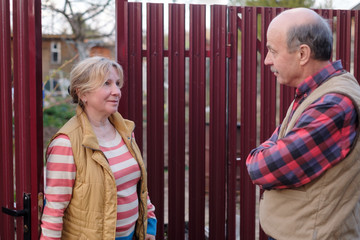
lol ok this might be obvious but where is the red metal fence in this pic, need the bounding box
[1,0,360,239]
[116,2,360,240]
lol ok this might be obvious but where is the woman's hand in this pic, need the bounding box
[145,234,156,240]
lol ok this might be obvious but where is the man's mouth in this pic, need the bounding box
[270,66,278,75]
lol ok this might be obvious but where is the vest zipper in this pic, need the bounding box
[82,145,117,235]
[128,126,147,238]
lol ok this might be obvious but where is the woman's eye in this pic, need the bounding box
[104,81,110,86]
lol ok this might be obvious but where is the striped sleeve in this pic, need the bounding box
[40,135,76,240]
[146,195,157,236]
[132,133,157,235]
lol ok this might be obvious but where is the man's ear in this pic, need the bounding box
[298,44,311,66]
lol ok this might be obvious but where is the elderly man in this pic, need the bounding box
[246,8,360,240]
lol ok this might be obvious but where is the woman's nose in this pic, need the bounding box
[112,84,121,95]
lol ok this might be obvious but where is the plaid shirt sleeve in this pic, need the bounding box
[246,93,358,190]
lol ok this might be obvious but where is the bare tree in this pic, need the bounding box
[42,0,115,59]
[317,0,334,9]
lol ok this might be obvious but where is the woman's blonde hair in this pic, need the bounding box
[69,56,124,107]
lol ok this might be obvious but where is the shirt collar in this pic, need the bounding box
[295,60,344,97]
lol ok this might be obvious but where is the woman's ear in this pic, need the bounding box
[298,44,311,66]
[76,89,86,103]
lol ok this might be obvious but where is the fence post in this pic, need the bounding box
[188,4,207,240]
[116,0,129,118]
[29,0,44,239]
[12,0,43,238]
[227,5,238,240]
[336,10,352,72]
[127,2,144,152]
[167,3,186,240]
[209,5,227,240]
[0,0,15,237]
[239,6,257,240]
[146,3,165,240]
[355,11,360,82]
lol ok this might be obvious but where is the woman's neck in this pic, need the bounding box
[87,114,116,142]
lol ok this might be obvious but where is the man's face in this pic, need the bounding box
[264,23,301,88]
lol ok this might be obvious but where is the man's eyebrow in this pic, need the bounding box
[267,44,277,51]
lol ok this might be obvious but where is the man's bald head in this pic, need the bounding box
[268,8,333,60]
[271,8,322,27]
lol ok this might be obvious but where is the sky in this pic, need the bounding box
[315,0,359,9]
[132,0,359,34]
[141,0,359,9]
[41,0,360,35]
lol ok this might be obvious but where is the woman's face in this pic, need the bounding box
[81,67,122,120]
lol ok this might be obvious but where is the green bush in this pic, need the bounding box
[43,103,76,128]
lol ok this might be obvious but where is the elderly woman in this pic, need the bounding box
[40,57,156,240]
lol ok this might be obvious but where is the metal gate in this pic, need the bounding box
[0,0,43,239]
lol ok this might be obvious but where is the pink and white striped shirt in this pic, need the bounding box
[40,131,156,239]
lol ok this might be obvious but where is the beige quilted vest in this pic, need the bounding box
[260,72,360,240]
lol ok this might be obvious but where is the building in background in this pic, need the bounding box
[42,34,115,98]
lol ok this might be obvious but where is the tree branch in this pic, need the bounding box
[83,0,113,22]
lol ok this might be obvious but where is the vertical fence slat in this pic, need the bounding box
[279,85,295,121]
[128,2,144,152]
[13,0,32,238]
[0,0,14,239]
[336,10,352,71]
[227,6,238,240]
[116,0,129,118]
[28,0,43,238]
[13,0,42,238]
[239,6,257,240]
[317,9,334,29]
[271,8,294,122]
[188,4,206,240]
[168,4,186,240]
[146,3,165,240]
[260,7,277,143]
[258,7,277,240]
[354,10,360,82]
[209,5,227,240]
[317,9,334,61]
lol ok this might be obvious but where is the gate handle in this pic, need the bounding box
[1,193,31,239]
[2,206,28,217]
[2,193,30,217]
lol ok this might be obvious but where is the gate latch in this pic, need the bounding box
[2,193,31,239]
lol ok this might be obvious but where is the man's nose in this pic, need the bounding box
[264,52,272,65]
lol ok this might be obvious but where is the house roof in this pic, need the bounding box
[352,2,360,10]
[42,34,76,40]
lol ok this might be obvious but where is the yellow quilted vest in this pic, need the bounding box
[48,106,148,240]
